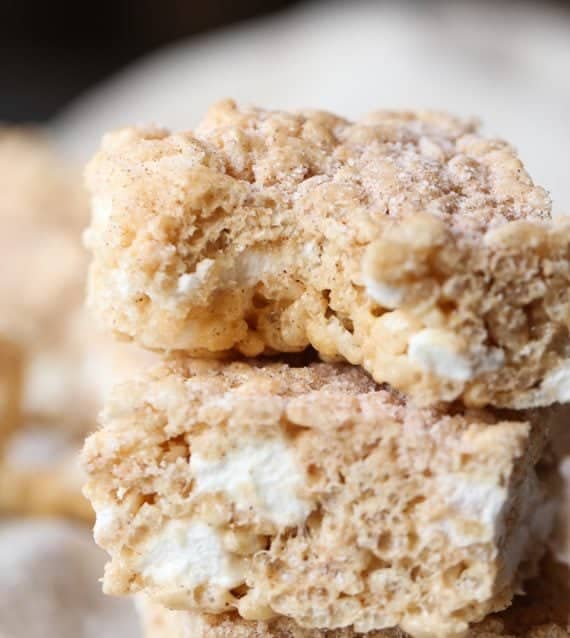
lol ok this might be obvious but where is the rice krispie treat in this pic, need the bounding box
[82,360,557,638]
[137,554,570,638]
[84,100,570,408]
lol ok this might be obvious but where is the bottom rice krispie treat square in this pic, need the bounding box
[83,360,558,638]
[136,554,570,638]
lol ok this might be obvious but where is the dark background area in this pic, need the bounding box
[0,0,301,123]
[1,0,568,124]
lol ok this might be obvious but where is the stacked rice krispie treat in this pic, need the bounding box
[82,101,569,638]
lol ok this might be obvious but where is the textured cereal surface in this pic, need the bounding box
[83,360,555,638]
[138,554,570,638]
[85,100,570,408]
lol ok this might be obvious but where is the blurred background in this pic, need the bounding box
[1,0,570,208]
[0,1,569,637]
[0,0,300,122]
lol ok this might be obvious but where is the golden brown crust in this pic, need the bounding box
[83,360,556,637]
[85,100,569,408]
[138,555,569,638]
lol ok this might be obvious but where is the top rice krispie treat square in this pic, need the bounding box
[85,100,569,408]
